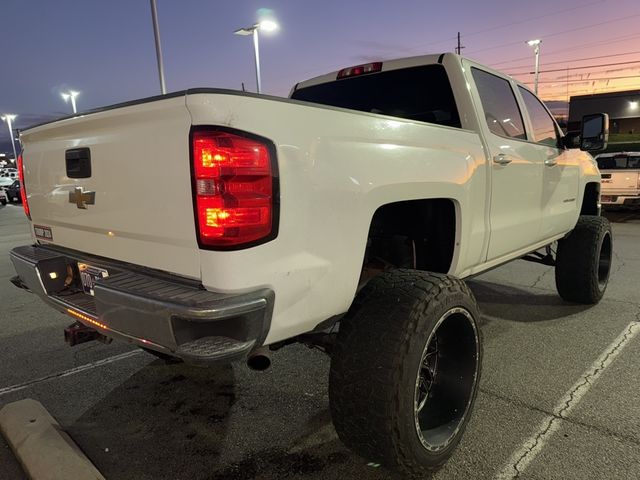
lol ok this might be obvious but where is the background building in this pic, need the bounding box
[568,89,640,134]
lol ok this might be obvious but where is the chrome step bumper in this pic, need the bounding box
[10,245,273,365]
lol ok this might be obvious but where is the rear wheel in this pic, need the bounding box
[555,215,612,304]
[329,269,482,477]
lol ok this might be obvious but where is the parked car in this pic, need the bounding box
[596,152,640,207]
[0,177,15,191]
[6,180,21,203]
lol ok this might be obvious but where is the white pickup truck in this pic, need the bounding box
[10,53,612,476]
[596,151,640,207]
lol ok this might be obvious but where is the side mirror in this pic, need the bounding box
[562,131,580,149]
[580,113,609,151]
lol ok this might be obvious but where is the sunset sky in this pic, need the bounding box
[1,0,639,148]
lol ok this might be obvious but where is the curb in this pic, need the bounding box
[0,398,104,480]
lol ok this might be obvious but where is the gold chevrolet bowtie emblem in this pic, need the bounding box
[69,187,95,209]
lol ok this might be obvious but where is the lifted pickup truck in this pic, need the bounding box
[10,53,612,476]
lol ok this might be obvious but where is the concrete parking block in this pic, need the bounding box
[0,398,104,480]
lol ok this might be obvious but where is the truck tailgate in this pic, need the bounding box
[20,94,201,279]
[600,169,640,195]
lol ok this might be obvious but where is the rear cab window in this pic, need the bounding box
[597,155,640,170]
[291,65,461,128]
[471,68,526,140]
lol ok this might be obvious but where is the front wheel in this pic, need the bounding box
[329,270,482,477]
[555,215,613,304]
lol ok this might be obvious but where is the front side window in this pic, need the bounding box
[471,68,526,140]
[518,87,559,147]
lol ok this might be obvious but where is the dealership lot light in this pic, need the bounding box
[234,20,280,93]
[61,90,80,114]
[526,39,542,94]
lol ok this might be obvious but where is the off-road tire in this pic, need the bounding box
[329,269,482,477]
[555,215,612,304]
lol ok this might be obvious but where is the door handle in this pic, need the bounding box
[544,158,558,167]
[493,153,513,165]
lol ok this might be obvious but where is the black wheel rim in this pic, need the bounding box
[598,231,612,289]
[413,307,479,452]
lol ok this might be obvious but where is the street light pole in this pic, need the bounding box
[61,90,79,114]
[1,114,18,162]
[150,0,167,95]
[234,20,279,94]
[526,39,542,94]
[252,28,262,94]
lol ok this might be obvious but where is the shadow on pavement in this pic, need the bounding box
[468,280,591,323]
[69,360,237,479]
[603,209,640,223]
[67,357,402,480]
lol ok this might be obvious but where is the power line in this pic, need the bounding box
[458,0,606,40]
[404,0,607,51]
[499,50,640,72]
[467,13,640,55]
[489,32,640,67]
[522,75,640,85]
[508,59,640,76]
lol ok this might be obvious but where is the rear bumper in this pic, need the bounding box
[9,245,273,366]
[601,194,640,206]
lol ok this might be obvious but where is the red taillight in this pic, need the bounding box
[17,154,30,220]
[337,62,382,79]
[191,129,277,249]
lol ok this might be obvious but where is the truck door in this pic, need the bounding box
[468,66,544,261]
[516,86,580,239]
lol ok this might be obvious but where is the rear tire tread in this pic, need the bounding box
[329,269,480,477]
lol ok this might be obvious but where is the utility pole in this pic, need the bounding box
[455,32,465,55]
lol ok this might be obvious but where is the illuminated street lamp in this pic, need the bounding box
[61,90,80,114]
[234,19,279,93]
[1,114,18,162]
[526,39,542,94]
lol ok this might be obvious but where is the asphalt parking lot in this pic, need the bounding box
[1,204,639,480]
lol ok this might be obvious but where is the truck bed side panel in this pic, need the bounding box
[186,93,488,343]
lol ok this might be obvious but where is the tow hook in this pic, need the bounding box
[64,322,107,346]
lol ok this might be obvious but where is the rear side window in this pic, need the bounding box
[291,65,461,128]
[518,87,559,147]
[471,68,526,140]
[597,155,640,170]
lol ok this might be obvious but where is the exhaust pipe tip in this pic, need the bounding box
[247,347,271,371]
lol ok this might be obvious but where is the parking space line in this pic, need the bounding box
[495,321,640,480]
[0,350,142,398]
